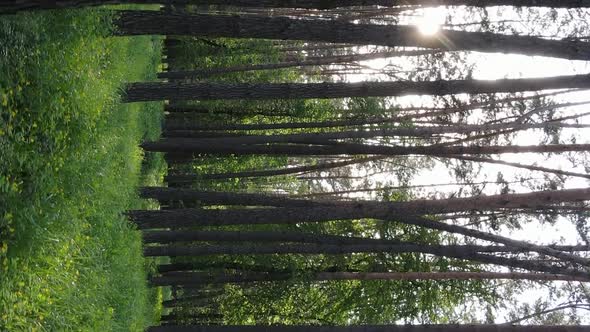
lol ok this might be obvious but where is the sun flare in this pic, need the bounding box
[418,21,441,36]
[415,8,445,36]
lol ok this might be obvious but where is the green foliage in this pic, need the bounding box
[159,32,497,325]
[0,8,163,331]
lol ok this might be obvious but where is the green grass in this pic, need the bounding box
[0,8,165,331]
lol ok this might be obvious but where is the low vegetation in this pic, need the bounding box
[0,8,164,331]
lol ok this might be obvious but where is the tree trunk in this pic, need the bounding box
[7,0,590,14]
[116,11,590,64]
[130,187,590,226]
[144,243,586,278]
[152,271,587,287]
[0,0,155,13]
[127,75,590,102]
[165,105,290,117]
[157,262,293,274]
[142,230,589,255]
[293,178,540,197]
[155,123,590,145]
[158,50,439,79]
[140,187,330,207]
[164,156,382,183]
[141,140,590,157]
[147,325,590,332]
[129,187,590,265]
[163,117,403,131]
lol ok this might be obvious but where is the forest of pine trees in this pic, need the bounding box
[7,0,590,330]
[130,2,590,329]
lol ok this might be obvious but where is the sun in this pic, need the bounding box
[415,8,445,36]
[418,21,441,36]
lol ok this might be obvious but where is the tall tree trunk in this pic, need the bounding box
[156,123,590,145]
[142,230,589,255]
[158,50,438,79]
[129,187,590,265]
[0,0,152,13]
[140,187,331,207]
[130,188,590,227]
[157,262,294,274]
[7,0,590,14]
[126,74,590,102]
[163,117,403,131]
[144,243,586,278]
[293,178,540,197]
[116,11,590,63]
[141,140,590,156]
[146,324,590,332]
[151,271,587,287]
[165,105,292,117]
[164,156,382,183]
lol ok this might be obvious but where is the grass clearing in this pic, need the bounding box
[0,8,164,331]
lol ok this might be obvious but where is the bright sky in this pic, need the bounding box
[334,5,590,323]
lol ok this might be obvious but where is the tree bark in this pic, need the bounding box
[158,50,439,79]
[147,325,590,332]
[144,243,586,278]
[156,123,590,145]
[142,230,589,256]
[129,187,590,265]
[293,179,540,197]
[152,271,588,287]
[6,0,590,14]
[140,187,331,207]
[164,156,382,183]
[127,73,590,102]
[130,187,590,226]
[157,262,293,274]
[141,140,590,157]
[117,11,590,65]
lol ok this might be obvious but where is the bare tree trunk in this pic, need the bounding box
[156,123,590,145]
[293,178,539,197]
[140,187,331,207]
[152,271,588,288]
[165,105,291,117]
[159,50,438,79]
[126,74,590,102]
[146,324,590,332]
[164,156,382,183]
[141,140,590,156]
[144,243,586,278]
[7,0,590,14]
[129,187,590,265]
[142,230,589,255]
[116,11,590,63]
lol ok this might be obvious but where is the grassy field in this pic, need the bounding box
[0,8,165,331]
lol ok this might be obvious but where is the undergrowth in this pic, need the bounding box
[0,8,165,331]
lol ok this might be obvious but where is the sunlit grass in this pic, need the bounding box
[0,8,164,331]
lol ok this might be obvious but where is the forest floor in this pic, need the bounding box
[0,7,166,331]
